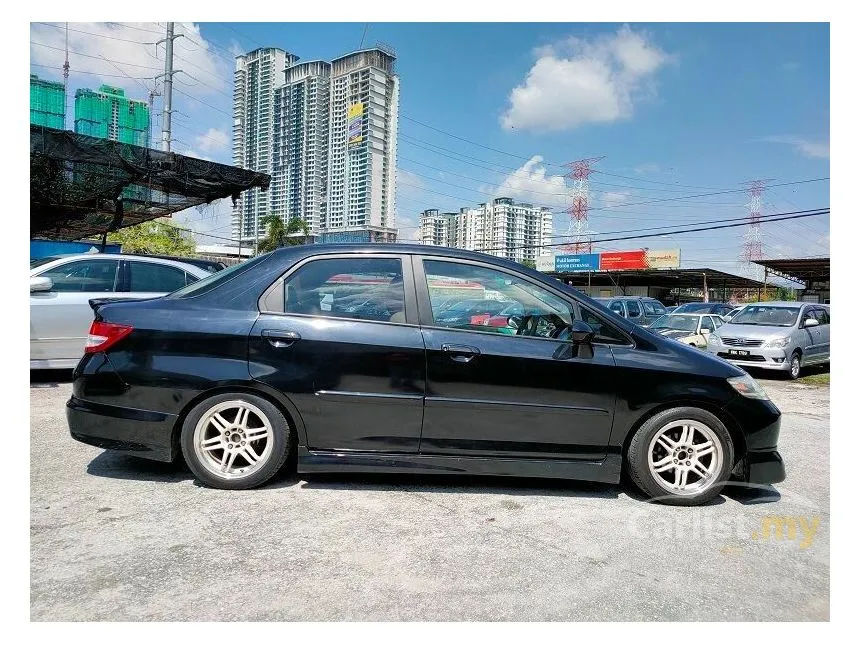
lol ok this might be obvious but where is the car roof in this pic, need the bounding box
[742,301,805,308]
[30,252,212,277]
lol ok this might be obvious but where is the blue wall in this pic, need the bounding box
[30,239,122,259]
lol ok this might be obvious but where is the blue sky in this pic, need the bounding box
[30,22,829,276]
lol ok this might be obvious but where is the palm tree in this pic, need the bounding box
[257,216,310,253]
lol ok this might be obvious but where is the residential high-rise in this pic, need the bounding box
[419,198,553,263]
[273,60,331,235]
[231,46,400,246]
[74,85,149,146]
[30,74,66,129]
[232,48,294,244]
[324,48,399,243]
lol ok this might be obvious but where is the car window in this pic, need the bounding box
[578,306,631,345]
[701,316,715,332]
[128,261,189,293]
[609,301,625,317]
[812,308,829,325]
[423,260,572,338]
[712,316,724,328]
[626,300,642,318]
[642,300,661,315]
[37,259,119,293]
[283,257,405,323]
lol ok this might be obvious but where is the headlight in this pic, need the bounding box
[707,334,720,345]
[764,336,791,348]
[728,374,769,400]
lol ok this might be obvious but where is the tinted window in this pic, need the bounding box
[423,260,572,338]
[642,300,666,315]
[128,261,189,293]
[167,254,269,299]
[626,300,642,318]
[812,308,829,325]
[609,301,625,316]
[37,259,119,293]
[284,258,405,323]
[701,316,715,332]
[578,306,630,345]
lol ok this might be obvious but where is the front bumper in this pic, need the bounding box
[706,342,790,371]
[67,396,177,462]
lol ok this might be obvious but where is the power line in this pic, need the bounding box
[34,22,156,45]
[31,40,162,71]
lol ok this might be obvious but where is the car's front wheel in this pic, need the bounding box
[180,393,291,490]
[787,351,802,380]
[627,407,734,506]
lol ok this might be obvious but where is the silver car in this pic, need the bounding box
[30,253,211,369]
[705,301,830,379]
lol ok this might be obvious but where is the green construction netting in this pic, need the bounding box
[31,125,270,240]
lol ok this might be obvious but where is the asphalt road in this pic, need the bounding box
[30,371,829,621]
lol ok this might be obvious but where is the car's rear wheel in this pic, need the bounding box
[627,407,734,506]
[180,393,291,490]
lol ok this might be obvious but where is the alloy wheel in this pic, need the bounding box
[193,400,274,480]
[790,355,801,379]
[647,419,724,496]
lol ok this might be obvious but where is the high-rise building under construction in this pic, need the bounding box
[30,74,66,129]
[74,85,150,147]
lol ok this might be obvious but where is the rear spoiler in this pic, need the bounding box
[88,297,157,320]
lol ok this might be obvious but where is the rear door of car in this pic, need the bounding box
[30,257,121,363]
[624,299,646,326]
[249,253,426,453]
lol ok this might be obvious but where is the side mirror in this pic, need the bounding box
[569,320,595,344]
[30,276,53,293]
[803,318,819,328]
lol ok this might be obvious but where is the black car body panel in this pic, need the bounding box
[67,244,785,488]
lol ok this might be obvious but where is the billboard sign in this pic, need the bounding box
[555,253,600,272]
[599,250,647,270]
[535,255,555,272]
[645,249,681,269]
[347,102,363,147]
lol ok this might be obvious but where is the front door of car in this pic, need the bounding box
[808,306,830,362]
[30,258,121,364]
[798,305,821,359]
[249,254,426,453]
[415,257,620,461]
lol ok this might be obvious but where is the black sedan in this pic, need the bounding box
[67,245,785,505]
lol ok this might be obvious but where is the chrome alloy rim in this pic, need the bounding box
[193,400,274,480]
[790,355,801,378]
[647,420,724,496]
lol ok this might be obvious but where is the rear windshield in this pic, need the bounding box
[165,254,270,299]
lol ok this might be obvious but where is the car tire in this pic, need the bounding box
[626,407,734,506]
[787,351,802,380]
[180,392,291,490]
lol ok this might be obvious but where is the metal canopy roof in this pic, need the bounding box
[31,125,271,241]
[753,257,830,284]
[549,267,765,290]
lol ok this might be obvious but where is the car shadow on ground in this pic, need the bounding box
[86,451,194,484]
[30,369,74,388]
[747,362,830,382]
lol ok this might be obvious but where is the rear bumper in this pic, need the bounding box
[66,396,177,462]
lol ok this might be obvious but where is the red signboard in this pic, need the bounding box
[599,250,647,270]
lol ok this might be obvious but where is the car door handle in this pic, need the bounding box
[262,329,301,348]
[441,344,480,363]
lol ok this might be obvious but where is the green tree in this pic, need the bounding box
[257,216,310,253]
[520,259,536,270]
[107,218,195,256]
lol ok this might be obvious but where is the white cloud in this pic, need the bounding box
[600,191,631,208]
[634,162,661,174]
[172,197,234,245]
[30,22,230,98]
[195,128,230,153]
[501,25,673,132]
[760,135,830,159]
[492,155,571,208]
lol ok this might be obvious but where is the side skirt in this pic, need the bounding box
[297,447,622,484]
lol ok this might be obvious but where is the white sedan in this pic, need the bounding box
[30,253,211,369]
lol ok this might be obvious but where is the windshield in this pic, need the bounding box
[651,315,698,332]
[675,303,711,313]
[731,305,801,327]
[165,254,270,299]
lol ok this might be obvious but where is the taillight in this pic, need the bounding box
[84,321,134,354]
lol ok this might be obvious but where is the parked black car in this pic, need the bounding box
[68,245,784,505]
